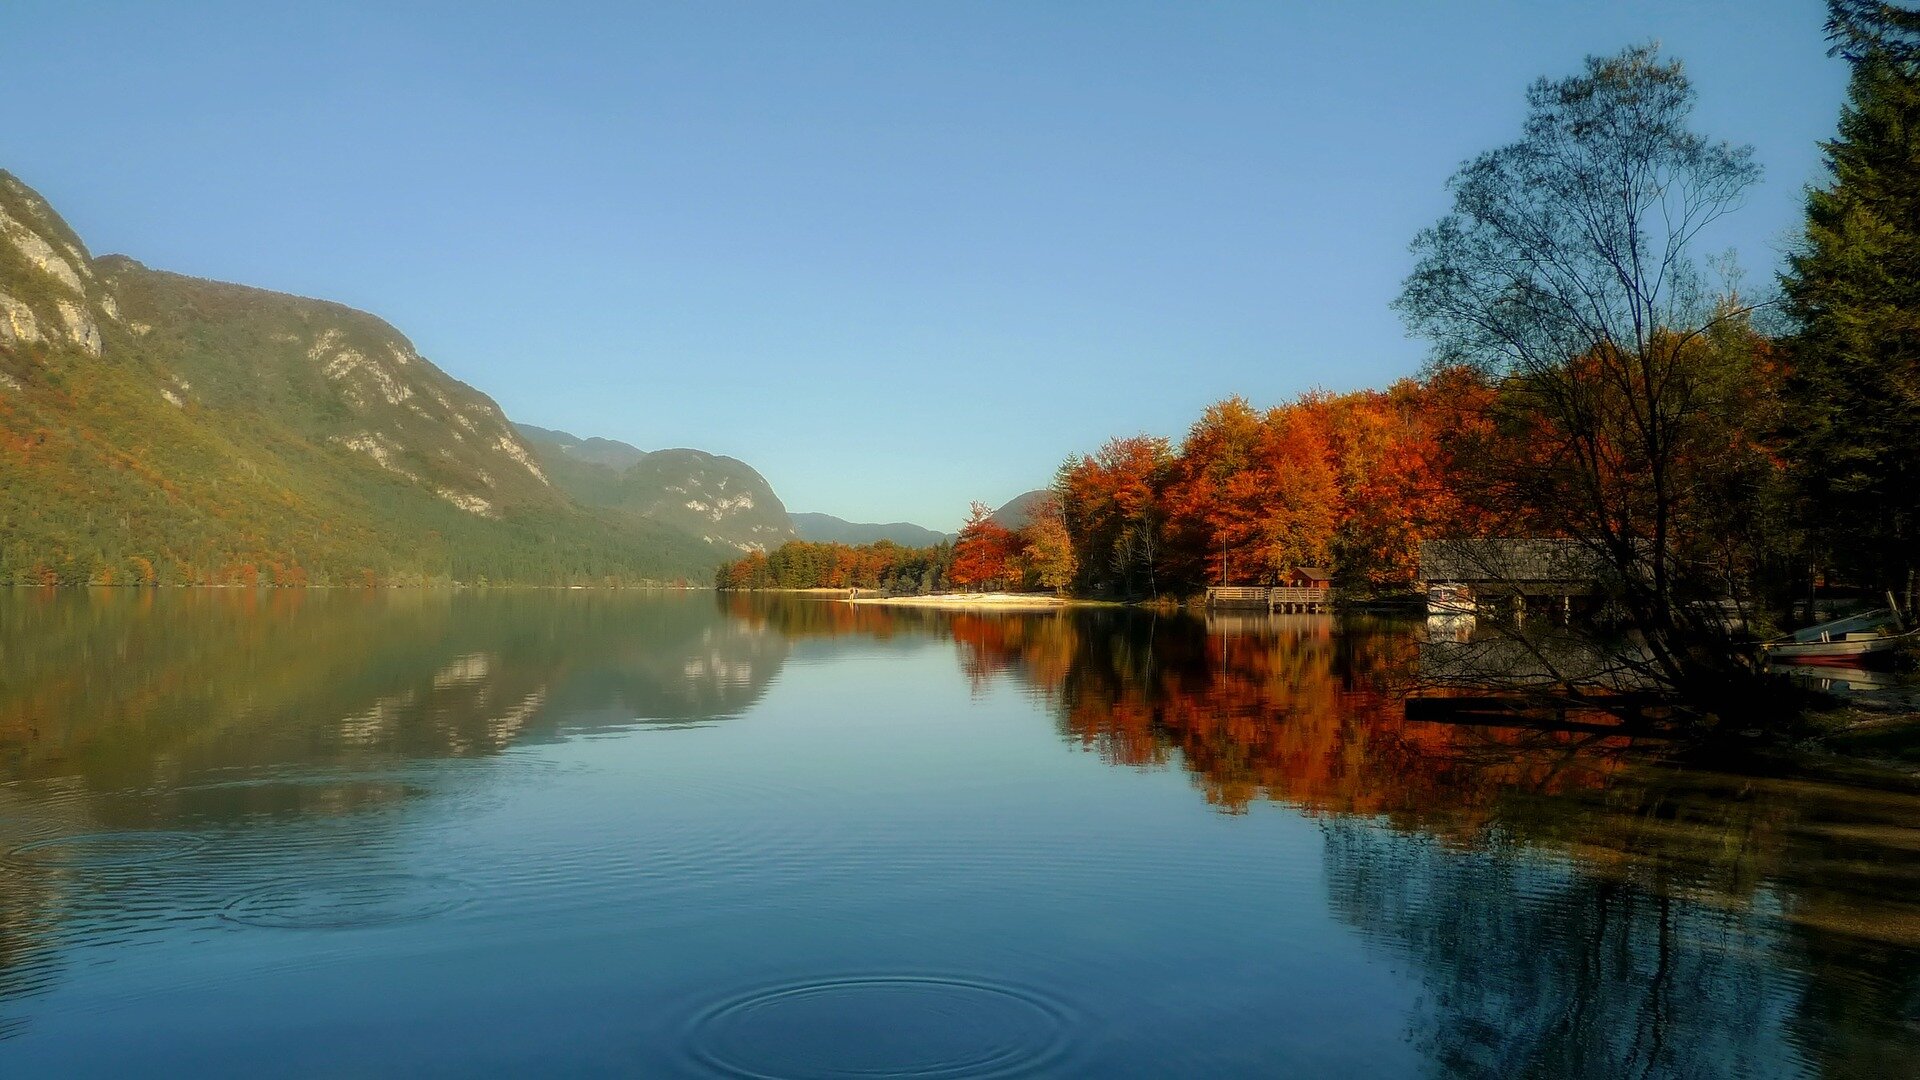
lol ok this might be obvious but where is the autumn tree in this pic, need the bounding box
[1017,494,1078,594]
[1156,397,1341,586]
[1318,377,1473,590]
[950,502,1020,591]
[1163,397,1268,584]
[1056,435,1172,597]
[1394,43,1779,727]
[1248,400,1340,580]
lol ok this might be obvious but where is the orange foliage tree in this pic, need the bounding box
[1054,370,1500,597]
[950,502,1020,591]
[1056,435,1174,597]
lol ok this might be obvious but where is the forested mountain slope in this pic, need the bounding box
[789,512,948,547]
[0,170,719,585]
[516,425,796,553]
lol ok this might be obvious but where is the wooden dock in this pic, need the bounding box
[1204,586,1331,613]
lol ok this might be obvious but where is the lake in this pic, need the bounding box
[1,590,1917,1077]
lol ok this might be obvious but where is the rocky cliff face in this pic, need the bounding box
[97,256,558,522]
[0,169,721,584]
[0,173,111,358]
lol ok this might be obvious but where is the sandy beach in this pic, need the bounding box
[847,592,1104,610]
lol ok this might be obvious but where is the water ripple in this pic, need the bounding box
[6,831,210,868]
[221,873,475,929]
[683,974,1077,1079]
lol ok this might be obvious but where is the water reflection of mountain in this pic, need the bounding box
[0,589,786,788]
[0,589,788,1034]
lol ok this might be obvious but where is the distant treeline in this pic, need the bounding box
[715,503,1079,595]
[721,371,1500,601]
[724,315,1800,607]
[716,540,954,594]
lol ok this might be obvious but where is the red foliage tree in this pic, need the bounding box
[949,501,1020,591]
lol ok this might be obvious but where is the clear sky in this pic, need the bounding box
[5,1,1848,530]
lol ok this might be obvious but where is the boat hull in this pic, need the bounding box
[1762,634,1912,663]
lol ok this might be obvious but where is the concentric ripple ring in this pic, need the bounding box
[684,974,1075,1079]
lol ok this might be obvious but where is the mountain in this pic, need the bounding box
[515,425,796,553]
[789,512,948,548]
[988,489,1052,531]
[0,169,726,585]
[511,425,650,471]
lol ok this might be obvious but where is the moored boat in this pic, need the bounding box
[1426,582,1476,616]
[1759,606,1918,664]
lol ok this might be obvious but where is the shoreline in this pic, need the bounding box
[847,592,1116,611]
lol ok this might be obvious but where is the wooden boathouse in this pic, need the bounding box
[1418,539,1605,616]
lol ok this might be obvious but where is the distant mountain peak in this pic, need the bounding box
[514,423,652,471]
[789,513,948,548]
[988,489,1051,531]
[514,426,796,552]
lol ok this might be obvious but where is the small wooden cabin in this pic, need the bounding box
[1288,567,1333,589]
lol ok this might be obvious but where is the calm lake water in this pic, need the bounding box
[2,590,1918,1077]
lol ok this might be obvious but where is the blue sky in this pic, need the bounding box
[5,1,1847,529]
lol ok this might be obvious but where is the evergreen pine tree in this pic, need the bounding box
[1781,1,1920,601]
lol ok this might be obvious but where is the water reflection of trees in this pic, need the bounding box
[1326,764,1920,1077]
[942,608,1628,821]
[1325,820,1790,1079]
[740,599,1920,1075]
[1004,609,1920,1077]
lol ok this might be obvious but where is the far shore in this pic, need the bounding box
[845,591,1115,610]
[730,586,1110,608]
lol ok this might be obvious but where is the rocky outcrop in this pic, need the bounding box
[0,176,117,357]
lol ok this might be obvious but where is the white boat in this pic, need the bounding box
[1426,582,1476,616]
[1759,606,1917,664]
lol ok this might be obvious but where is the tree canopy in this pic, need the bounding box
[1781,0,1920,603]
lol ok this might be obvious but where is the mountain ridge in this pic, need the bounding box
[513,424,796,553]
[0,169,745,584]
[989,490,1051,531]
[789,512,949,548]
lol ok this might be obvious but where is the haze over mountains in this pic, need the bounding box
[514,425,797,553]
[0,169,970,585]
[786,513,946,547]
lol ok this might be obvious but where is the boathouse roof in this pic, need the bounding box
[1418,539,1606,586]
